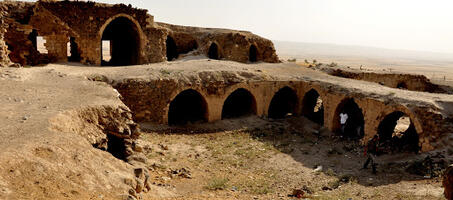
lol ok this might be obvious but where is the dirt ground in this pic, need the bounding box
[139,116,445,200]
[0,58,451,199]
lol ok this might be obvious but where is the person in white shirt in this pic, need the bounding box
[340,112,348,134]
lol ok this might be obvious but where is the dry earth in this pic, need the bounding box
[0,58,451,199]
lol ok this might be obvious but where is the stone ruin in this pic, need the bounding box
[0,1,279,67]
[1,1,453,199]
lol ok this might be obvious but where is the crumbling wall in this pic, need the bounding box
[2,1,279,66]
[157,22,280,63]
[0,4,11,67]
[38,1,153,65]
[327,68,448,94]
[108,72,453,153]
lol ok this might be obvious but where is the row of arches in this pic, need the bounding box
[166,39,258,63]
[167,87,420,153]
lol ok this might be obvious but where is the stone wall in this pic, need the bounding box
[107,71,453,153]
[0,4,10,67]
[1,1,279,66]
[158,22,280,63]
[326,68,448,94]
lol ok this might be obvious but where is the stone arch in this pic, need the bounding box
[377,111,420,153]
[166,35,178,61]
[222,88,257,119]
[333,98,365,138]
[168,89,208,125]
[268,86,298,119]
[99,14,144,66]
[301,88,324,125]
[208,42,220,60]
[249,44,258,62]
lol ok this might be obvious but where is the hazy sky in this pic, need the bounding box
[25,0,453,54]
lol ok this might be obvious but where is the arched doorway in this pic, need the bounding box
[101,17,140,66]
[168,89,208,125]
[208,43,219,60]
[333,98,365,138]
[222,88,256,119]
[249,45,258,62]
[301,89,324,125]
[377,111,419,153]
[166,36,178,61]
[268,87,298,119]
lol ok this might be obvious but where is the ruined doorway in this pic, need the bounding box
[249,45,257,62]
[334,98,365,138]
[166,36,178,61]
[222,88,256,119]
[101,17,140,66]
[377,111,419,153]
[107,134,127,160]
[68,37,81,62]
[302,89,324,125]
[268,87,298,119]
[208,43,219,60]
[168,89,208,125]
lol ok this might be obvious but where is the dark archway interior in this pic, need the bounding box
[335,98,365,138]
[302,89,324,125]
[268,87,298,119]
[101,17,140,66]
[222,88,256,119]
[28,29,38,50]
[397,82,408,89]
[249,45,258,62]
[208,43,219,60]
[107,134,126,160]
[377,111,419,153]
[68,37,81,62]
[168,89,207,125]
[166,36,178,61]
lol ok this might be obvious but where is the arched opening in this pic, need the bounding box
[301,89,324,125]
[249,45,258,62]
[397,82,408,89]
[208,43,219,60]
[68,37,81,62]
[333,98,365,138]
[28,29,38,50]
[101,17,140,66]
[166,36,178,61]
[222,88,256,119]
[168,89,208,125]
[268,87,298,119]
[377,111,419,153]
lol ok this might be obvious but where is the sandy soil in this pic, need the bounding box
[139,116,445,199]
[0,58,451,199]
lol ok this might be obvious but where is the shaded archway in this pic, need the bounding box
[377,111,419,153]
[168,89,208,125]
[333,98,365,138]
[268,87,298,119]
[166,36,178,61]
[68,37,81,62]
[208,43,219,60]
[301,89,324,125]
[249,45,257,62]
[222,88,256,119]
[101,16,140,66]
[397,82,408,89]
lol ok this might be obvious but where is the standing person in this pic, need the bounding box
[340,112,348,135]
[363,135,379,174]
